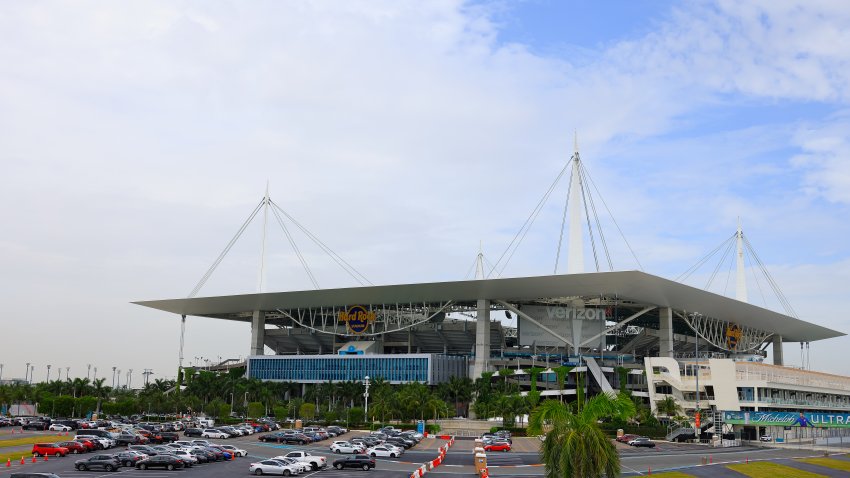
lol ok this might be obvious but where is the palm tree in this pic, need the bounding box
[528,393,636,478]
[655,396,681,418]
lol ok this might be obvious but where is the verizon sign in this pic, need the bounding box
[518,305,606,348]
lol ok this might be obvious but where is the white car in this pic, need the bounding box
[250,459,299,476]
[760,435,773,442]
[330,441,364,454]
[272,456,311,473]
[191,439,211,447]
[367,445,401,458]
[201,429,228,439]
[49,424,72,431]
[169,450,199,465]
[220,445,247,457]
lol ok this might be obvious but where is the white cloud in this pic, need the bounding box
[0,0,849,378]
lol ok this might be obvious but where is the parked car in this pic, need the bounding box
[113,451,147,467]
[135,454,185,470]
[48,424,72,432]
[280,450,327,470]
[128,445,160,456]
[183,428,203,437]
[23,421,50,431]
[219,444,247,457]
[201,428,228,439]
[271,456,312,473]
[616,434,638,443]
[55,441,87,454]
[74,438,99,452]
[628,437,656,448]
[31,443,69,457]
[159,432,180,443]
[484,441,511,452]
[366,445,401,458]
[330,441,365,454]
[760,435,773,442]
[74,454,121,471]
[249,459,300,476]
[332,454,376,471]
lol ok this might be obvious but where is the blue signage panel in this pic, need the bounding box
[724,411,850,428]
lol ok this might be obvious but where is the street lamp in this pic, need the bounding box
[117,369,121,388]
[30,365,35,384]
[46,364,51,383]
[93,366,97,380]
[112,366,117,388]
[25,362,30,383]
[127,369,133,389]
[66,367,70,381]
[87,364,91,380]
[363,375,371,422]
[0,363,4,383]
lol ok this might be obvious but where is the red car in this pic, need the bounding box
[484,442,512,452]
[616,434,638,444]
[56,441,88,454]
[74,439,98,451]
[32,442,69,457]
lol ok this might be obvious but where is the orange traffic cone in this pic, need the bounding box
[43,454,48,462]
[31,455,36,463]
[20,456,25,465]
[6,458,10,467]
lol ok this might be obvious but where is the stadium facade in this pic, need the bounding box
[136,151,849,443]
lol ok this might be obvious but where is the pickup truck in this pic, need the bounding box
[280,450,327,470]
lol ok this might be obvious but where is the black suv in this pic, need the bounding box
[184,428,203,437]
[333,455,376,471]
[74,454,121,471]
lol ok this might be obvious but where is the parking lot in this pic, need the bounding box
[0,429,436,478]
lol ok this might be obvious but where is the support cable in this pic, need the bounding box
[270,204,320,289]
[722,240,736,297]
[188,200,264,298]
[553,163,574,274]
[270,201,373,286]
[746,251,769,308]
[582,167,644,271]
[489,160,571,277]
[579,170,600,272]
[580,164,613,271]
[705,239,735,290]
[743,237,797,317]
[463,255,480,280]
[676,233,735,283]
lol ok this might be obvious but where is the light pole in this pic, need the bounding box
[46,364,51,383]
[117,369,121,389]
[25,362,30,383]
[112,367,117,388]
[93,367,97,380]
[692,312,702,438]
[0,363,4,382]
[230,393,234,416]
[128,369,133,389]
[66,367,70,381]
[363,375,371,422]
[87,364,91,380]
[30,365,35,384]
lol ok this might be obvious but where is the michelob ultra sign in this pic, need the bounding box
[723,411,850,428]
[339,305,376,334]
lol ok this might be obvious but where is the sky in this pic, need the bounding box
[1,0,849,384]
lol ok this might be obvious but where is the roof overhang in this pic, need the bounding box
[133,270,843,343]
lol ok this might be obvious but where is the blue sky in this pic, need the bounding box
[0,0,849,379]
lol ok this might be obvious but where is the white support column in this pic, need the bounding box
[659,307,674,358]
[772,335,784,366]
[473,299,491,379]
[250,310,266,356]
[566,148,585,274]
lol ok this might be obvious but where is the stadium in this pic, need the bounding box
[136,150,850,443]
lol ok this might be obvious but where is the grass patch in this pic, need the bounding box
[728,462,826,478]
[0,435,68,448]
[798,457,850,472]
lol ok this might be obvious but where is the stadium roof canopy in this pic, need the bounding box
[134,270,842,343]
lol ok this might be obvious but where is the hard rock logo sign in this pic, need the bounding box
[339,305,376,334]
[725,323,743,350]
